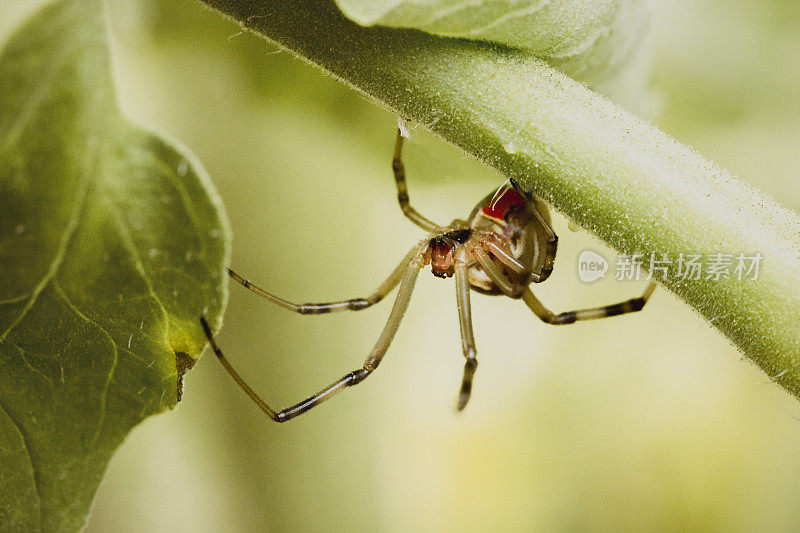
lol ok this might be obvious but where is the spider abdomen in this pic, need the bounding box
[466,184,558,294]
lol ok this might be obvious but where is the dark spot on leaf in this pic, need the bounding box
[175,351,198,402]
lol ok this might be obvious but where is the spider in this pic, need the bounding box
[200,129,657,423]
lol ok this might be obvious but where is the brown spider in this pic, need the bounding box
[200,129,657,422]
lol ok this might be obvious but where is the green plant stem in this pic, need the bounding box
[199,0,800,397]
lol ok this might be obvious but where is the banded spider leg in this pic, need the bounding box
[201,241,429,422]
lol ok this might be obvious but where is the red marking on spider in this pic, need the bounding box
[480,182,527,225]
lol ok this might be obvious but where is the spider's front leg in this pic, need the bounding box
[228,243,422,315]
[201,244,427,422]
[392,128,441,232]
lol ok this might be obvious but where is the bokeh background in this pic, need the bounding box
[4,0,800,530]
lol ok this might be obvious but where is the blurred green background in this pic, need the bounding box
[4,0,800,530]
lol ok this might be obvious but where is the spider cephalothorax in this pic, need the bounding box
[201,129,656,422]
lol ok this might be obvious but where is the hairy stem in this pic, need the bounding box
[198,0,800,397]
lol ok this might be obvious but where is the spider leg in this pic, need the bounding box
[476,238,543,283]
[392,128,442,232]
[454,254,478,411]
[521,281,657,325]
[480,240,527,274]
[507,178,558,278]
[200,250,425,422]
[227,243,422,315]
[471,239,657,324]
[470,244,525,298]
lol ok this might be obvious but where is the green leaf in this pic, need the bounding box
[0,0,230,530]
[333,0,652,104]
[334,0,617,54]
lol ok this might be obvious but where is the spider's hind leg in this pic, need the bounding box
[522,280,657,325]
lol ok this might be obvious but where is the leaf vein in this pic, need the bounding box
[0,174,90,344]
[105,196,171,345]
[0,41,74,156]
[52,280,118,449]
[0,294,31,306]
[131,146,209,261]
[0,398,42,528]
[8,341,55,390]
